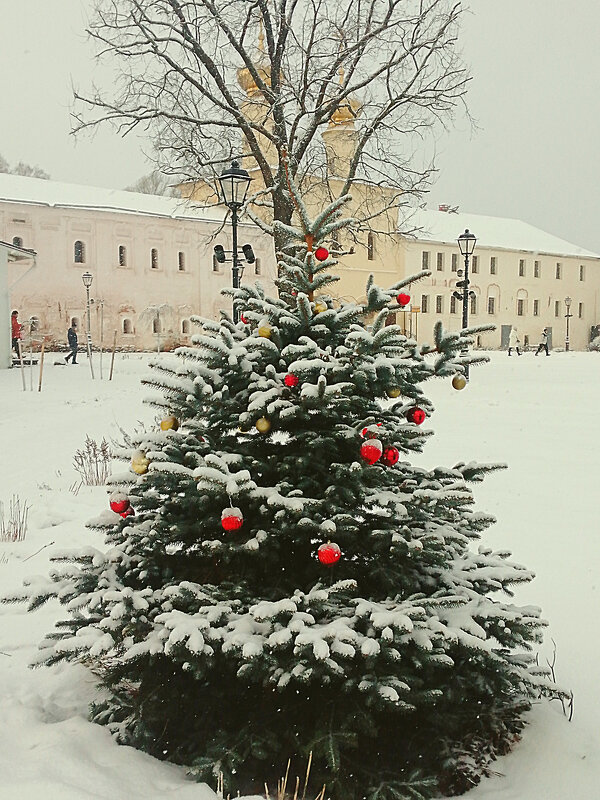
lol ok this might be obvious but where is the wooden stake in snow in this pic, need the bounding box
[37,343,45,392]
[17,340,26,391]
[109,330,117,381]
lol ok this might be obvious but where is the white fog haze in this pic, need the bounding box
[0,0,598,251]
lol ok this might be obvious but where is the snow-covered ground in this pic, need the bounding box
[0,351,597,799]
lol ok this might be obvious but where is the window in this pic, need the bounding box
[181,319,191,334]
[74,240,86,263]
[367,232,375,261]
[153,317,161,334]
[554,300,560,317]
[422,251,430,270]
[212,254,220,272]
[533,299,539,316]
[254,257,262,276]
[578,302,584,319]
[517,299,524,316]
[471,255,479,274]
[436,252,444,271]
[178,251,186,271]
[519,259,526,277]
[534,260,541,278]
[470,295,477,315]
[555,262,562,279]
[451,253,458,272]
[151,248,159,269]
[12,236,23,248]
[490,256,497,275]
[118,245,127,267]
[487,297,495,315]
[122,318,134,334]
[450,295,457,314]
[436,295,443,314]
[579,264,585,281]
[421,294,429,313]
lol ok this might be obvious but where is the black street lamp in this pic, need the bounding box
[81,271,95,379]
[564,296,573,352]
[217,160,252,323]
[455,229,477,379]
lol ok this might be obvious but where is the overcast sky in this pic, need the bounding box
[1,0,598,253]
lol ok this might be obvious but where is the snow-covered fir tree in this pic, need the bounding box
[6,179,563,799]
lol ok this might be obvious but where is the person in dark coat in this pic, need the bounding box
[535,328,550,356]
[11,310,22,355]
[65,323,78,364]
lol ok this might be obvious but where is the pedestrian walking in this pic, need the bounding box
[11,310,22,355]
[508,326,522,356]
[535,327,550,356]
[65,322,79,364]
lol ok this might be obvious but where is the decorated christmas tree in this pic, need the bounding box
[8,177,563,799]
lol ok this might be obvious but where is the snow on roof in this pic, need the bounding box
[0,173,226,223]
[400,207,600,260]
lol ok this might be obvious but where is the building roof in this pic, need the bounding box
[0,173,226,223]
[402,207,600,260]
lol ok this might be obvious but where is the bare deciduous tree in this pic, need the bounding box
[125,170,176,196]
[74,0,469,245]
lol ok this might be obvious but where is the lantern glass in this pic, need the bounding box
[217,160,252,208]
[457,229,477,257]
[81,271,93,288]
[565,296,572,310]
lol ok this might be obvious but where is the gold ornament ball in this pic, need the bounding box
[258,324,272,338]
[131,450,150,475]
[452,374,467,391]
[386,388,401,398]
[160,415,179,431]
[255,417,271,433]
[314,302,327,314]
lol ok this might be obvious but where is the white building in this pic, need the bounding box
[399,207,600,351]
[1,173,277,354]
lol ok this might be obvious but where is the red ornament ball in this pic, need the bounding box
[109,492,130,515]
[406,407,426,425]
[221,507,243,531]
[318,542,342,566]
[360,423,382,439]
[284,373,299,388]
[120,506,135,519]
[314,246,329,262]
[397,292,411,307]
[382,446,400,466]
[240,313,249,324]
[360,439,383,465]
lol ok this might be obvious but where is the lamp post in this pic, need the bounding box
[564,296,573,352]
[81,271,95,379]
[217,160,252,323]
[455,229,477,380]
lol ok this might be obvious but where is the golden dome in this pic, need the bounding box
[329,96,361,126]
[237,63,273,96]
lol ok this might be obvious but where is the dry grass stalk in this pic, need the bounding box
[264,753,325,800]
[0,495,30,542]
[73,436,111,485]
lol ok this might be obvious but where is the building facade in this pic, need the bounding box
[2,174,277,352]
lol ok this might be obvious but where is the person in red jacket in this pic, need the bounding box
[11,310,22,355]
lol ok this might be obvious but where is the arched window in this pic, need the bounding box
[178,251,186,271]
[152,317,161,334]
[118,245,127,267]
[254,257,262,276]
[12,236,23,248]
[181,319,190,334]
[367,231,375,261]
[122,318,133,334]
[74,240,86,263]
[151,248,159,269]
